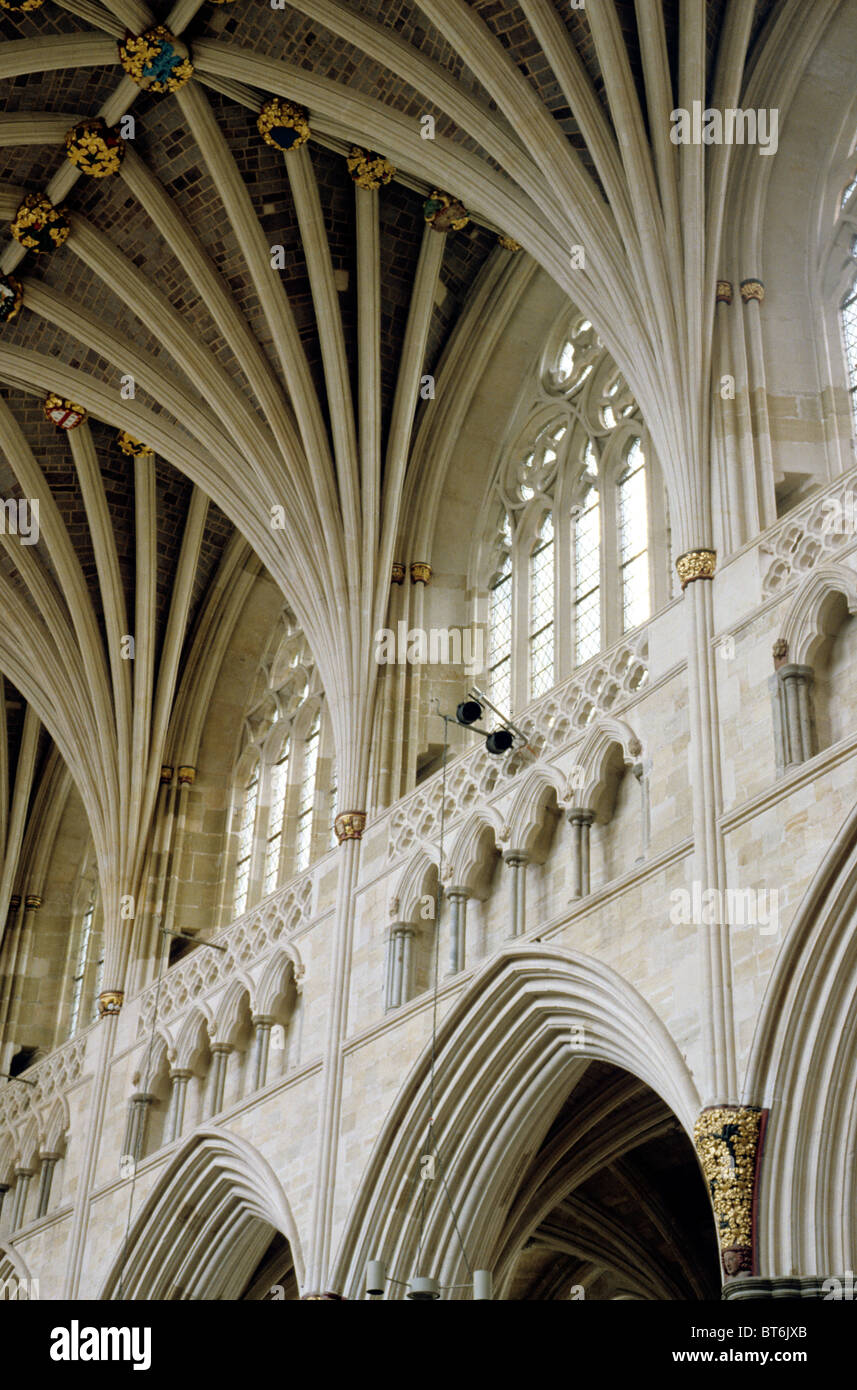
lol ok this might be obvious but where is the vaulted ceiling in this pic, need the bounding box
[1,0,835,994]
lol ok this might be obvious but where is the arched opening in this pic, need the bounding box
[101,1129,304,1301]
[496,1059,719,1300]
[337,948,720,1300]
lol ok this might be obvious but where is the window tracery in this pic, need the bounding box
[479,313,666,712]
[229,609,335,919]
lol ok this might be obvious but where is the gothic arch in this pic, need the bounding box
[100,1128,305,1300]
[506,766,564,861]
[745,794,857,1278]
[334,945,699,1296]
[446,810,503,899]
[574,718,642,821]
[778,564,857,667]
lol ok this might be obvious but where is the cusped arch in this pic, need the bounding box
[506,764,565,861]
[255,948,301,1019]
[42,1095,70,1155]
[446,808,503,898]
[393,847,439,923]
[173,1006,214,1073]
[573,717,642,822]
[100,1128,305,1300]
[212,975,255,1048]
[334,945,699,1297]
[777,563,857,667]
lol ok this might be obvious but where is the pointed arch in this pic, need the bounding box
[745,794,857,1277]
[507,764,566,861]
[334,945,699,1296]
[777,563,857,667]
[99,1128,305,1299]
[446,809,503,899]
[574,717,642,820]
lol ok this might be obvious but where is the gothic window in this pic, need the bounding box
[233,763,259,917]
[295,713,321,872]
[68,893,95,1038]
[329,758,338,849]
[263,740,290,895]
[618,439,650,632]
[573,443,601,665]
[481,316,660,710]
[529,512,555,698]
[842,274,857,431]
[488,552,513,712]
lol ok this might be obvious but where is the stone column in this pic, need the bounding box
[123,1092,152,1168]
[252,1016,275,1090]
[166,1068,192,1143]
[503,853,529,937]
[778,663,815,767]
[0,1183,8,1229]
[10,1168,33,1230]
[208,1044,232,1116]
[567,809,594,899]
[35,1153,60,1219]
[446,888,469,975]
[386,923,415,1009]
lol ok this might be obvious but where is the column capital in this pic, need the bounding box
[739,278,765,303]
[24,894,42,911]
[251,1014,276,1029]
[177,765,196,785]
[445,884,471,901]
[676,549,717,589]
[715,279,733,305]
[777,662,814,684]
[503,849,530,866]
[169,1067,193,1082]
[566,807,594,826]
[693,1104,767,1278]
[335,810,366,843]
[98,990,124,1017]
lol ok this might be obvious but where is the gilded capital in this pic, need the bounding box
[694,1105,767,1277]
[98,990,124,1018]
[498,234,522,252]
[391,562,406,586]
[715,280,733,305]
[410,561,432,585]
[676,549,717,590]
[347,147,395,190]
[740,278,765,304]
[335,811,367,843]
[177,765,196,785]
[160,764,174,784]
[24,894,42,911]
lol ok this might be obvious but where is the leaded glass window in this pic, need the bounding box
[488,553,513,712]
[296,714,320,872]
[529,512,555,698]
[618,440,650,631]
[842,282,857,430]
[68,896,95,1038]
[574,475,601,665]
[233,764,259,916]
[263,741,290,895]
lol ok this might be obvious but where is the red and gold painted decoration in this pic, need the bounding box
[347,147,396,190]
[257,97,310,152]
[498,234,522,252]
[675,549,716,590]
[334,811,367,843]
[0,0,44,9]
[118,27,193,93]
[410,562,432,585]
[0,274,23,325]
[65,119,125,179]
[424,190,469,233]
[43,394,87,431]
[10,194,69,254]
[117,430,154,458]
